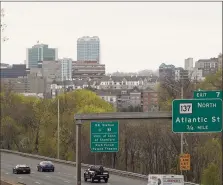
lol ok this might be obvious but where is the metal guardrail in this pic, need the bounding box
[0,149,199,185]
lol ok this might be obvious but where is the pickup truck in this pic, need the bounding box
[84,165,109,183]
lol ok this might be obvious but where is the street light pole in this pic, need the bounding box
[57,98,60,159]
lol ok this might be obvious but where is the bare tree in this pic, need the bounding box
[1,8,9,42]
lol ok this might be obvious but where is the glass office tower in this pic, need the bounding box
[77,36,100,63]
[27,43,58,68]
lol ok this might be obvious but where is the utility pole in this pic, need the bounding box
[57,98,60,159]
[94,153,97,165]
[180,72,184,175]
[180,85,184,175]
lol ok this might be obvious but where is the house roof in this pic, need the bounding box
[51,75,159,87]
[100,75,158,82]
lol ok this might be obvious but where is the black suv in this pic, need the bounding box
[84,165,109,183]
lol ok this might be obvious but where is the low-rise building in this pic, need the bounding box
[129,87,141,108]
[189,68,204,82]
[95,90,118,108]
[72,61,105,79]
[0,63,10,69]
[1,73,46,95]
[1,76,30,93]
[95,87,142,111]
[175,68,189,81]
[0,64,30,78]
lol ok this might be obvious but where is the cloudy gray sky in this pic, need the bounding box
[1,2,222,72]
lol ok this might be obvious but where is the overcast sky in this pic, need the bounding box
[1,2,222,72]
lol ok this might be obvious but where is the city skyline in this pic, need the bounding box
[1,2,222,72]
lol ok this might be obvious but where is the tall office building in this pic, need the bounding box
[77,36,100,63]
[26,43,58,68]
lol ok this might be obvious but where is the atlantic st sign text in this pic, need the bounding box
[172,99,222,133]
[90,121,119,152]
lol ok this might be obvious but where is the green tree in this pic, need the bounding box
[201,163,220,185]
[199,69,222,90]
[201,138,221,185]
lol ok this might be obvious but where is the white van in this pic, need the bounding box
[148,174,184,185]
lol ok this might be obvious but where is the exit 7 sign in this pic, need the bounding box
[193,90,222,99]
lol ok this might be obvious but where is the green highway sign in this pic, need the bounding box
[193,90,222,99]
[172,99,222,133]
[90,121,119,152]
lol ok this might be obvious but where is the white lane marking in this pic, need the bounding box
[45,175,51,178]
[63,173,72,176]
[18,176,23,179]
[35,182,41,184]
[31,172,35,174]
[64,180,71,183]
[5,172,8,175]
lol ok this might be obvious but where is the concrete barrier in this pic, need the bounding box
[0,179,23,185]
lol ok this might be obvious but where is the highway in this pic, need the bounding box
[1,152,147,185]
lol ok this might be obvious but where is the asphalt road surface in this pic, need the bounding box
[1,152,147,185]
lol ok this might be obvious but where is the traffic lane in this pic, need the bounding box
[1,168,55,185]
[1,152,147,185]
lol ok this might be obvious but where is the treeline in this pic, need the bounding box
[1,69,222,185]
[157,69,222,185]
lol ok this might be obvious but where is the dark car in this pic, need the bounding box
[37,161,55,172]
[13,164,31,174]
[84,165,109,183]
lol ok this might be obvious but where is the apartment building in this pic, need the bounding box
[195,58,219,77]
[175,67,190,81]
[95,87,142,111]
[141,87,159,112]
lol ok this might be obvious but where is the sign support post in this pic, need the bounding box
[76,120,82,185]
